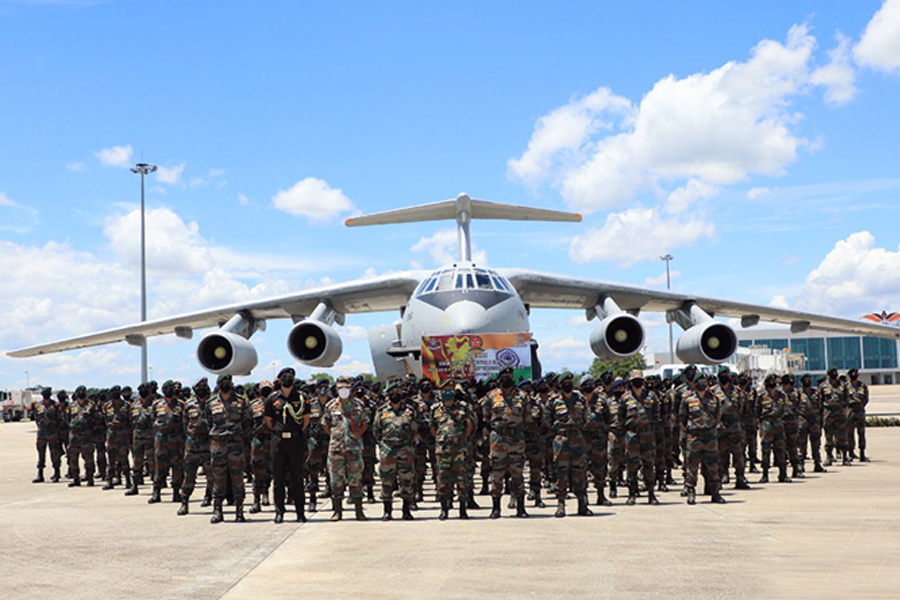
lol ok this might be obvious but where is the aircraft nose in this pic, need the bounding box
[446,301,491,334]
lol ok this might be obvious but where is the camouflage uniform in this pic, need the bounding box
[129,396,155,489]
[782,383,802,477]
[743,384,760,471]
[413,390,437,501]
[819,378,849,465]
[34,397,63,482]
[67,399,97,486]
[206,387,250,522]
[523,391,547,503]
[758,386,788,482]
[374,402,418,507]
[846,379,869,461]
[606,390,627,497]
[360,391,378,501]
[653,384,671,489]
[716,382,748,487]
[103,397,131,489]
[432,399,473,507]
[306,392,329,498]
[92,396,108,480]
[548,387,590,515]
[151,395,185,499]
[248,395,271,507]
[583,388,611,505]
[323,397,367,503]
[181,395,212,504]
[798,383,824,472]
[680,388,724,503]
[482,388,529,499]
[621,387,658,503]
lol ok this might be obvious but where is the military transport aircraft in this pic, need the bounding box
[8,194,900,380]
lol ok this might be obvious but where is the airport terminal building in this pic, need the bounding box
[735,324,900,385]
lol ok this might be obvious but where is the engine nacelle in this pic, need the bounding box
[589,314,645,360]
[196,331,258,376]
[676,321,737,364]
[288,320,343,368]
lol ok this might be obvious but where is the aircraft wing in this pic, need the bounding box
[501,269,900,339]
[6,272,427,357]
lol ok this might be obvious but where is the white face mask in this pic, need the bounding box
[338,387,350,400]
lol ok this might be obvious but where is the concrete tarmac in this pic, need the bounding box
[2,387,900,600]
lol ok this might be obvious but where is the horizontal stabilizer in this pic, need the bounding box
[345,193,581,227]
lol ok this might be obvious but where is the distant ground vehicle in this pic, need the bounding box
[1,390,38,422]
[644,363,732,380]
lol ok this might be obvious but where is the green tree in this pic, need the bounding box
[308,373,334,384]
[587,354,647,380]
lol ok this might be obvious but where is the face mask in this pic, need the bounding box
[219,382,233,394]
[356,388,366,398]
[338,388,351,400]
[281,375,295,388]
[561,382,574,393]
[695,382,708,392]
[719,375,730,385]
[499,376,514,389]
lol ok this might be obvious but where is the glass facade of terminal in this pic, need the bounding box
[739,335,897,372]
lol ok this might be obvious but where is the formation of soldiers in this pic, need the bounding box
[31,363,871,523]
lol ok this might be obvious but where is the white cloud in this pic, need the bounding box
[854,0,900,73]
[665,179,718,214]
[811,33,857,105]
[238,193,250,206]
[209,168,225,178]
[66,161,86,172]
[156,163,186,185]
[793,231,900,316]
[569,207,715,266]
[770,295,790,309]
[93,144,133,168]
[104,207,214,274]
[644,269,681,287]
[0,192,15,206]
[271,177,355,222]
[410,228,488,266]
[747,186,773,199]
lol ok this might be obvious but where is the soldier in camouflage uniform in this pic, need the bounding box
[91,390,108,481]
[148,380,185,504]
[126,384,155,495]
[178,378,213,516]
[740,375,760,473]
[621,370,660,506]
[680,371,725,504]
[357,383,379,504]
[758,374,789,483]
[323,377,368,521]
[798,374,826,473]
[206,374,250,524]
[716,368,750,489]
[819,367,850,467]
[648,376,670,492]
[33,387,63,484]
[374,382,418,521]
[522,379,547,508]
[780,375,804,478]
[66,386,97,487]
[581,376,612,507]
[846,368,870,462]
[56,390,70,475]
[247,380,273,514]
[548,371,591,517]
[102,386,131,491]
[413,378,437,504]
[482,367,530,519]
[606,373,627,499]
[432,383,475,520]
[307,379,331,508]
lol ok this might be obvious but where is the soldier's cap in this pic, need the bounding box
[194,377,209,387]
[827,366,839,377]
[848,367,859,376]
[75,385,86,393]
[440,388,455,401]
[259,379,273,391]
[764,374,778,386]
[316,378,330,388]
[544,371,557,381]
[578,375,594,387]
[684,364,698,373]
[497,367,514,378]
[800,374,812,382]
[277,367,296,379]
[162,379,175,389]
[335,376,352,388]
[559,371,574,382]
[216,373,232,384]
[110,385,121,394]
[121,386,132,393]
[691,371,706,383]
[56,390,67,399]
[384,378,402,392]
[781,374,794,385]
[609,378,625,392]
[629,369,644,381]
[718,366,731,375]
[518,378,533,389]
[41,387,52,396]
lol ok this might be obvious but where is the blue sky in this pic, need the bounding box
[1,0,899,389]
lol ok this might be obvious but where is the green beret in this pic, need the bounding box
[216,373,232,384]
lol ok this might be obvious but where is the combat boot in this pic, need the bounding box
[33,469,44,484]
[177,495,190,516]
[735,477,751,490]
[577,494,593,516]
[666,469,676,486]
[479,478,489,496]
[86,474,94,487]
[51,467,61,483]
[759,469,769,484]
[200,490,212,507]
[459,502,469,520]
[402,499,414,521]
[778,467,791,483]
[354,498,367,521]
[515,494,529,518]
[609,480,617,499]
[647,489,659,506]
[366,485,376,504]
[814,462,827,473]
[274,510,285,524]
[686,488,696,505]
[860,450,870,462]
[466,492,479,510]
[113,473,122,486]
[172,486,182,503]
[308,490,318,513]
[507,495,516,509]
[711,488,727,504]
[148,485,162,504]
[102,477,114,490]
[595,488,612,507]
[626,481,637,506]
[533,489,547,508]
[824,451,834,467]
[792,464,804,479]
[489,496,501,519]
[439,498,449,521]
[296,502,307,523]
[234,500,246,523]
[210,499,224,524]
[382,501,393,521]
[331,497,343,522]
[248,494,262,514]
[124,477,139,496]
[68,475,81,488]
[261,490,270,506]
[554,498,566,518]
[842,451,852,466]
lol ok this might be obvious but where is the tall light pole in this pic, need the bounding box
[660,253,674,363]
[130,163,157,384]
[25,371,29,389]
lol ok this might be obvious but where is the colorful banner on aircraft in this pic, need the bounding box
[421,333,532,385]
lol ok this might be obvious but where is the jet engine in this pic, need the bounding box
[196,331,259,376]
[587,296,645,360]
[671,303,737,364]
[288,320,343,368]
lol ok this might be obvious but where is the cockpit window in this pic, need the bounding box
[416,267,514,297]
[437,272,454,291]
[475,270,492,290]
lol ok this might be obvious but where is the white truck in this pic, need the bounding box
[1,390,39,422]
